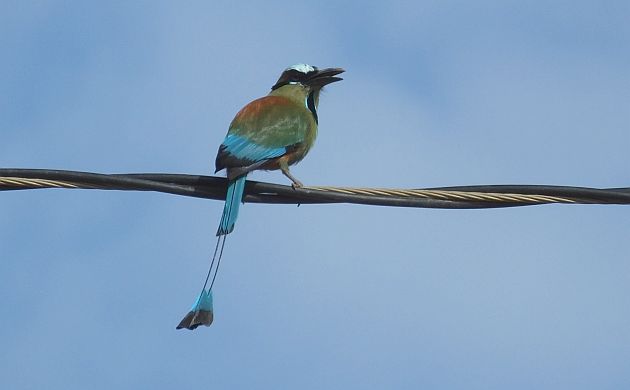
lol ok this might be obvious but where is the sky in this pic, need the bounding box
[1,1,630,389]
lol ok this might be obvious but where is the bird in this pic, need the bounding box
[177,64,344,330]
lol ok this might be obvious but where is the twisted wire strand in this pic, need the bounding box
[1,168,630,208]
[0,177,81,189]
[304,186,576,204]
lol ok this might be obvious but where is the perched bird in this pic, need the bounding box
[177,64,344,330]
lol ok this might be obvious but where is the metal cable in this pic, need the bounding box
[1,168,630,209]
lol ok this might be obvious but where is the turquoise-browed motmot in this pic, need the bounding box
[177,64,344,330]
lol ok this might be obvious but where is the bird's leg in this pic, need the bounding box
[283,169,303,189]
[279,161,303,189]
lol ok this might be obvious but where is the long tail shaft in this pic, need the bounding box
[177,175,246,330]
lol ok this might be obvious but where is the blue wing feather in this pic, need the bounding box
[222,134,287,162]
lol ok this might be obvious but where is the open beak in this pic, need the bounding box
[306,67,345,88]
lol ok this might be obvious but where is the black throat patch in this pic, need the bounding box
[306,91,318,124]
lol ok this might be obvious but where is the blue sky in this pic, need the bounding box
[1,1,630,389]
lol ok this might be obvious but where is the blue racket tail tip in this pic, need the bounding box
[176,290,214,330]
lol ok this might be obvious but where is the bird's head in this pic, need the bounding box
[271,64,344,92]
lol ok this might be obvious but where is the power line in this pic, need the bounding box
[2,168,629,208]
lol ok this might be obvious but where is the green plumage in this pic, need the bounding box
[177,65,343,330]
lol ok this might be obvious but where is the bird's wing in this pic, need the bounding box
[215,95,311,172]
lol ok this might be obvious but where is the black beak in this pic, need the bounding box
[306,67,345,88]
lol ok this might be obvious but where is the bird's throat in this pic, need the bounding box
[306,91,318,124]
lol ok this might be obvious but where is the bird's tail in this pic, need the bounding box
[176,175,246,330]
[176,289,214,330]
[176,236,225,330]
[217,175,247,236]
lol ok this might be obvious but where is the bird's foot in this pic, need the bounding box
[280,164,303,189]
